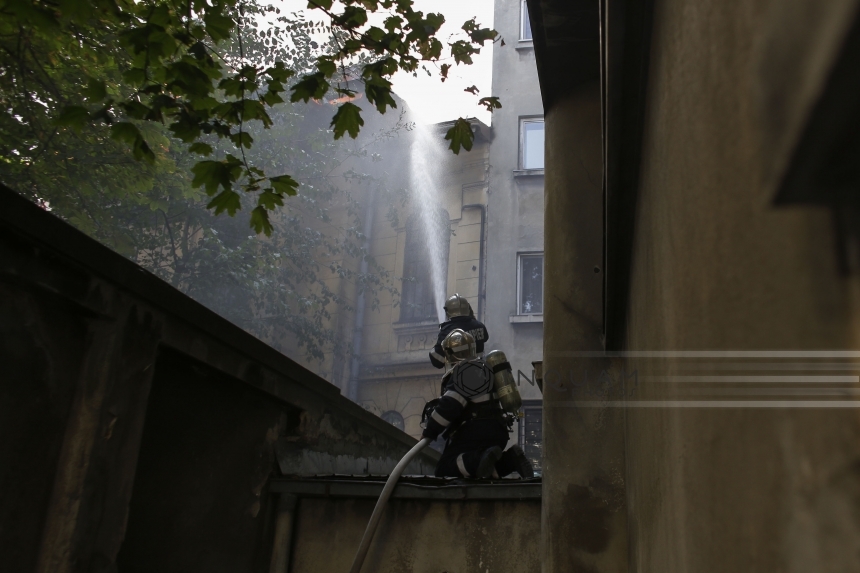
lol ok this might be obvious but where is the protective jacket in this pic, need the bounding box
[422,358,520,478]
[428,316,489,368]
[422,358,502,441]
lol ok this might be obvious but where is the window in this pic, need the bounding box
[521,0,533,41]
[518,253,544,314]
[381,410,405,431]
[520,118,544,170]
[519,400,542,473]
[401,211,450,322]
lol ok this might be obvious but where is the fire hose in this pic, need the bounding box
[348,437,432,573]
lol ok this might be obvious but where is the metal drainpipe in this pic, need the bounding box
[347,188,377,402]
[461,204,486,322]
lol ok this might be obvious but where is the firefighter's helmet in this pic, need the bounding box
[441,328,477,362]
[444,293,472,319]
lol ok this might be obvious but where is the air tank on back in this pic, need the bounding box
[484,350,522,413]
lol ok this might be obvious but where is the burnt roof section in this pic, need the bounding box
[526,0,601,112]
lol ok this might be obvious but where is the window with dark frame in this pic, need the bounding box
[521,0,533,41]
[519,400,542,472]
[520,118,544,170]
[518,253,544,314]
[381,410,405,431]
[401,211,450,322]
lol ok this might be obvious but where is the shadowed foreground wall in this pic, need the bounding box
[0,186,438,573]
[532,0,860,571]
[290,497,540,572]
[620,0,860,571]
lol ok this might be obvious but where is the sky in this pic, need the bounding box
[387,0,495,126]
[273,0,496,126]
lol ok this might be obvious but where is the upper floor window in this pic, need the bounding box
[518,253,544,314]
[520,118,545,170]
[521,0,533,41]
[401,211,450,322]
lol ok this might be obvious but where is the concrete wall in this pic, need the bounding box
[290,497,541,572]
[535,0,860,572]
[487,0,546,409]
[542,83,624,573]
[0,186,438,573]
[620,1,860,571]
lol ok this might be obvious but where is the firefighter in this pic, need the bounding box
[428,293,489,369]
[422,329,534,479]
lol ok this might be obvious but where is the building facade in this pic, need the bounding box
[354,121,492,448]
[352,0,547,464]
[280,2,548,465]
[484,0,545,469]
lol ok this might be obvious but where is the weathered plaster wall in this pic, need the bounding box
[542,82,626,573]
[620,0,860,571]
[290,497,541,573]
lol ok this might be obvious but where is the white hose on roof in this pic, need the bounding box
[348,437,432,573]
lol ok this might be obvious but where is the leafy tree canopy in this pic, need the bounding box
[0,0,500,234]
[1,4,419,365]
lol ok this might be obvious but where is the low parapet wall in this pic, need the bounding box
[0,185,438,573]
[270,477,542,573]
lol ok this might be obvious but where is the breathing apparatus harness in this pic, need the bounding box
[421,351,521,439]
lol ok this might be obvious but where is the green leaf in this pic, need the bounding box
[262,90,285,106]
[189,142,213,155]
[204,13,235,42]
[258,189,285,210]
[330,102,364,139]
[218,77,244,97]
[270,175,299,197]
[250,206,274,236]
[122,67,147,86]
[54,106,90,131]
[242,100,271,127]
[478,96,502,112]
[110,122,155,163]
[450,40,476,65]
[191,157,242,195]
[230,131,254,149]
[444,118,474,154]
[364,78,397,114]
[119,100,150,119]
[440,63,451,82]
[384,15,403,32]
[425,13,446,33]
[206,190,242,216]
[317,57,337,77]
[265,62,294,83]
[84,77,107,101]
[308,0,333,10]
[290,73,329,103]
[337,6,368,29]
